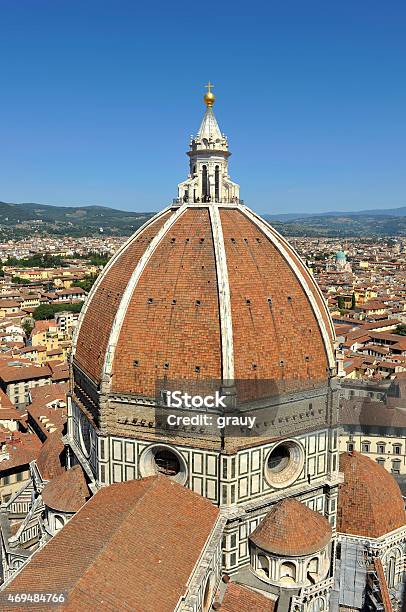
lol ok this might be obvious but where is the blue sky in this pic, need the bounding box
[0,0,405,214]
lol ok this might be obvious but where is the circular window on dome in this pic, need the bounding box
[139,444,188,485]
[265,440,304,489]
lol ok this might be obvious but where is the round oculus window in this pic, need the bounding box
[265,440,304,488]
[139,444,188,485]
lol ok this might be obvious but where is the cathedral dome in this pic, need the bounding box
[249,498,332,556]
[72,91,335,401]
[337,451,405,538]
[72,204,335,398]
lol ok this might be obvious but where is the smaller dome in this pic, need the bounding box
[336,250,346,261]
[249,498,332,556]
[338,452,405,538]
[42,465,90,513]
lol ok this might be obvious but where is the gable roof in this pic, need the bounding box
[3,476,219,612]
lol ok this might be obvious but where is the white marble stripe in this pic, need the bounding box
[101,204,189,390]
[209,205,234,381]
[71,205,174,364]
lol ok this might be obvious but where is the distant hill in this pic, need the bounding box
[265,206,406,237]
[0,200,404,238]
[0,201,155,238]
[268,206,406,222]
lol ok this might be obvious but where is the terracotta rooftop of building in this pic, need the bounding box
[220,582,276,611]
[55,287,86,295]
[339,398,406,429]
[337,451,406,538]
[0,300,21,308]
[0,432,42,472]
[31,320,55,334]
[27,402,67,438]
[46,348,64,357]
[373,558,393,612]
[42,465,90,512]
[249,497,332,556]
[30,383,68,406]
[3,476,219,612]
[74,207,335,398]
[0,364,51,383]
[0,388,21,420]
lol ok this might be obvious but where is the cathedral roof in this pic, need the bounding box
[73,205,335,398]
[36,432,65,481]
[220,582,277,611]
[337,451,406,538]
[42,464,90,513]
[249,497,332,556]
[3,476,219,612]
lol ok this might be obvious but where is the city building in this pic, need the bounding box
[0,364,52,408]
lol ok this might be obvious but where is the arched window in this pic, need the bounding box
[202,573,213,612]
[215,165,220,202]
[388,557,396,588]
[387,549,401,587]
[280,561,296,585]
[257,554,269,578]
[308,557,319,575]
[308,597,326,612]
[202,165,209,201]
[54,514,64,531]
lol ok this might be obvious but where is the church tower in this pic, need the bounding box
[68,86,341,610]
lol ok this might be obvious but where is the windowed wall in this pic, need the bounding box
[339,430,406,475]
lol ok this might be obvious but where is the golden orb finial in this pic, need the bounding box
[204,81,215,107]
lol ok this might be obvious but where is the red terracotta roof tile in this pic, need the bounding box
[74,207,334,397]
[221,583,276,611]
[338,452,405,538]
[42,465,90,512]
[4,476,219,612]
[250,498,332,556]
[36,432,65,481]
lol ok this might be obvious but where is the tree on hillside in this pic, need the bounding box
[337,296,346,310]
[395,324,406,336]
[351,292,356,309]
[76,275,97,292]
[6,254,67,268]
[23,320,34,337]
[33,302,83,321]
[12,276,31,285]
